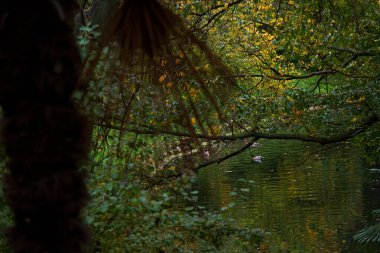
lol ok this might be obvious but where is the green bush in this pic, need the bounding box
[0,179,11,252]
[85,170,266,253]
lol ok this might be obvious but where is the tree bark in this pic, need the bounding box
[89,0,119,31]
[0,1,91,252]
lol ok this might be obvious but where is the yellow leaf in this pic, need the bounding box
[211,125,221,135]
[159,75,166,83]
[191,117,197,126]
[189,88,198,97]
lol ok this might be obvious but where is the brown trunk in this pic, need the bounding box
[0,1,91,252]
[89,0,119,31]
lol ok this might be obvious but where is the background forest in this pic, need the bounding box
[1,0,380,252]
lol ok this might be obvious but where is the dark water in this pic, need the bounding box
[194,140,380,253]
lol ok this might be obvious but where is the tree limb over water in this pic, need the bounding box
[99,114,378,145]
[135,114,378,175]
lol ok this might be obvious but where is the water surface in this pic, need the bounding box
[195,140,380,252]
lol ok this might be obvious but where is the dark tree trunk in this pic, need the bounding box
[0,1,91,252]
[89,0,119,31]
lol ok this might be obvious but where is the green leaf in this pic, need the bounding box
[228,202,236,208]
[229,191,237,196]
[99,203,109,213]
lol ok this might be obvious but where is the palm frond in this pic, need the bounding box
[354,223,380,243]
[354,209,380,244]
[87,0,237,137]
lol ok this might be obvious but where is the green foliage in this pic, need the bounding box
[85,166,266,252]
[3,0,379,251]
[83,124,266,252]
[76,1,380,252]
[0,199,11,252]
[0,163,11,252]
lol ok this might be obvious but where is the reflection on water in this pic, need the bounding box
[195,140,380,252]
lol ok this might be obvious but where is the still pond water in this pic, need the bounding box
[194,140,380,252]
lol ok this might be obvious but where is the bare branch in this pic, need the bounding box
[193,0,246,31]
[193,0,246,16]
[222,70,336,81]
[142,137,259,186]
[194,137,259,171]
[329,46,378,56]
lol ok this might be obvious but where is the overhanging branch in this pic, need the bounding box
[98,114,378,145]
[329,46,378,56]
[223,70,336,81]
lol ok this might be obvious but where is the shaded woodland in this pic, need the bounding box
[0,0,379,252]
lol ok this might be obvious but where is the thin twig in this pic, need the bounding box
[298,146,334,166]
